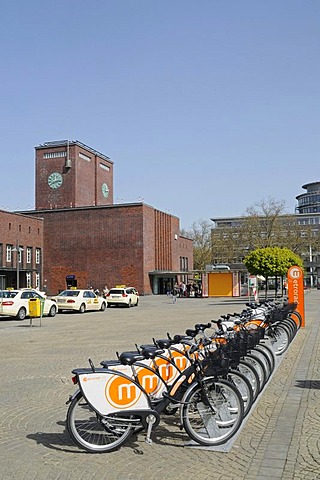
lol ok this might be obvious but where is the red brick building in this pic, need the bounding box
[35,140,113,210]
[16,140,193,295]
[0,210,44,290]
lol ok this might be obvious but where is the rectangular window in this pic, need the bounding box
[180,256,188,271]
[26,272,32,288]
[79,152,91,161]
[43,151,67,158]
[6,245,12,262]
[35,248,41,264]
[100,162,110,171]
[35,273,40,289]
[26,247,32,264]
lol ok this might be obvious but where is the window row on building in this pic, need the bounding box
[3,245,41,265]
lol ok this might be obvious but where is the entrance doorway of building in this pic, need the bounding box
[158,277,174,295]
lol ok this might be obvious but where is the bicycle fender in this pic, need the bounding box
[66,388,81,405]
[78,370,151,416]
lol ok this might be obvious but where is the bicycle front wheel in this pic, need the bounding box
[181,377,244,446]
[67,391,133,453]
[227,369,254,417]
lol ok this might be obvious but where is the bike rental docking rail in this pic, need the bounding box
[184,333,298,452]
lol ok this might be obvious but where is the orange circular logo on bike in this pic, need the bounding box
[136,367,162,395]
[154,357,177,383]
[105,374,141,409]
[170,349,189,371]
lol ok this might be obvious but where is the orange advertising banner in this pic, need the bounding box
[287,265,305,328]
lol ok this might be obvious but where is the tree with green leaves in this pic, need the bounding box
[181,219,212,270]
[243,246,304,297]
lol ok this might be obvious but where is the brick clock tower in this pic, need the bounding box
[35,140,114,210]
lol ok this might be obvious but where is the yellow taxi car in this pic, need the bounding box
[51,289,106,313]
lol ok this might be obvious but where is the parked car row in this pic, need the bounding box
[0,286,140,320]
[0,289,57,320]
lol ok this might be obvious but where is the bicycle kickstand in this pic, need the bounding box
[145,414,157,445]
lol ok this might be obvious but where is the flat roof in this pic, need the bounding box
[15,202,179,220]
[35,140,113,164]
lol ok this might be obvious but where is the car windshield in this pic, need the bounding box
[0,291,18,299]
[109,289,124,294]
[58,290,80,297]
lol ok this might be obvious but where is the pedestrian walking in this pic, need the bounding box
[172,283,179,304]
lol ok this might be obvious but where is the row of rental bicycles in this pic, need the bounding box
[66,299,302,453]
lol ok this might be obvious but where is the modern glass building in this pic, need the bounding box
[296,182,320,214]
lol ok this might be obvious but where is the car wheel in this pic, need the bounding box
[16,308,27,321]
[127,300,132,308]
[100,302,106,311]
[49,305,57,317]
[135,299,139,306]
[79,303,86,314]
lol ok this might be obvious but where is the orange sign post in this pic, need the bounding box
[287,265,305,328]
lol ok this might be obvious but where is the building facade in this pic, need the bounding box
[296,182,320,214]
[20,203,193,295]
[15,140,193,295]
[211,182,320,287]
[0,210,44,290]
[35,140,114,210]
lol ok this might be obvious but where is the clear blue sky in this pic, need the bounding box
[1,0,319,229]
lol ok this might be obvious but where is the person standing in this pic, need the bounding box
[172,282,179,303]
[103,285,109,298]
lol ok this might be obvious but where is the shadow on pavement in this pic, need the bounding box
[295,379,320,389]
[26,422,151,455]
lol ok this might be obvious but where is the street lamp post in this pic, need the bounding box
[0,275,5,314]
[12,245,24,290]
[309,245,314,288]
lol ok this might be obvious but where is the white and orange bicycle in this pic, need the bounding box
[66,334,244,453]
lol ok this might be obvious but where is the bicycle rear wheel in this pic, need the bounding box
[181,377,244,446]
[67,391,134,453]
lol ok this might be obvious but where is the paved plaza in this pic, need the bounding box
[1,291,320,480]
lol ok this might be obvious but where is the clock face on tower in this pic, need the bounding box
[102,183,109,198]
[48,172,63,189]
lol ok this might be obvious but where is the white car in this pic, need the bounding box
[0,289,57,320]
[52,289,106,313]
[106,287,139,307]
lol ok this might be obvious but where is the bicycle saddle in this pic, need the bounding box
[119,351,145,365]
[172,334,193,343]
[100,359,121,368]
[140,346,165,359]
[155,338,176,349]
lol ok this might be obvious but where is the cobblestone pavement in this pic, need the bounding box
[0,292,319,480]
